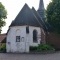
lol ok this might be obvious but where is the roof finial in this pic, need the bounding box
[38,0,45,21]
[39,0,44,10]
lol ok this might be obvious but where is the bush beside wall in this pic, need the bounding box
[30,44,55,52]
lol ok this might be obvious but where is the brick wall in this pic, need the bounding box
[46,32,60,50]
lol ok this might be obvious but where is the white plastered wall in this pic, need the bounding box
[6,26,41,53]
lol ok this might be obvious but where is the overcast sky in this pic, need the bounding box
[0,0,51,33]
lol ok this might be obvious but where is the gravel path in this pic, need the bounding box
[0,52,60,60]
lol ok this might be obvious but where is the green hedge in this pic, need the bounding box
[30,44,55,52]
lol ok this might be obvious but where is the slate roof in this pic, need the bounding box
[37,0,45,21]
[10,4,41,27]
[10,3,50,31]
[32,7,47,31]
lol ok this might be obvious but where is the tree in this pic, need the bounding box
[46,0,60,33]
[0,2,7,33]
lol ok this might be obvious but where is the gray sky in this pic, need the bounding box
[0,0,51,33]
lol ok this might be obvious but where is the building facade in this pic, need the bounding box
[6,0,48,53]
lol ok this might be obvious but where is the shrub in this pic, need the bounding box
[0,43,6,52]
[29,44,55,52]
[30,46,37,52]
[37,44,55,52]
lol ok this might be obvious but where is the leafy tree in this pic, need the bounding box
[46,0,60,33]
[0,2,7,33]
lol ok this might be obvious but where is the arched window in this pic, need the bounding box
[33,30,37,43]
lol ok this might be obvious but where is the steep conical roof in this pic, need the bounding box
[39,0,44,10]
[37,0,45,21]
[10,4,41,27]
[32,7,47,31]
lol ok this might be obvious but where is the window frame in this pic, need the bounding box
[33,30,38,43]
[16,36,20,42]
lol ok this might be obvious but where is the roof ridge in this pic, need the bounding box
[10,4,45,28]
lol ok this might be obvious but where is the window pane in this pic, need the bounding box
[16,36,20,42]
[26,26,29,33]
[33,30,37,43]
